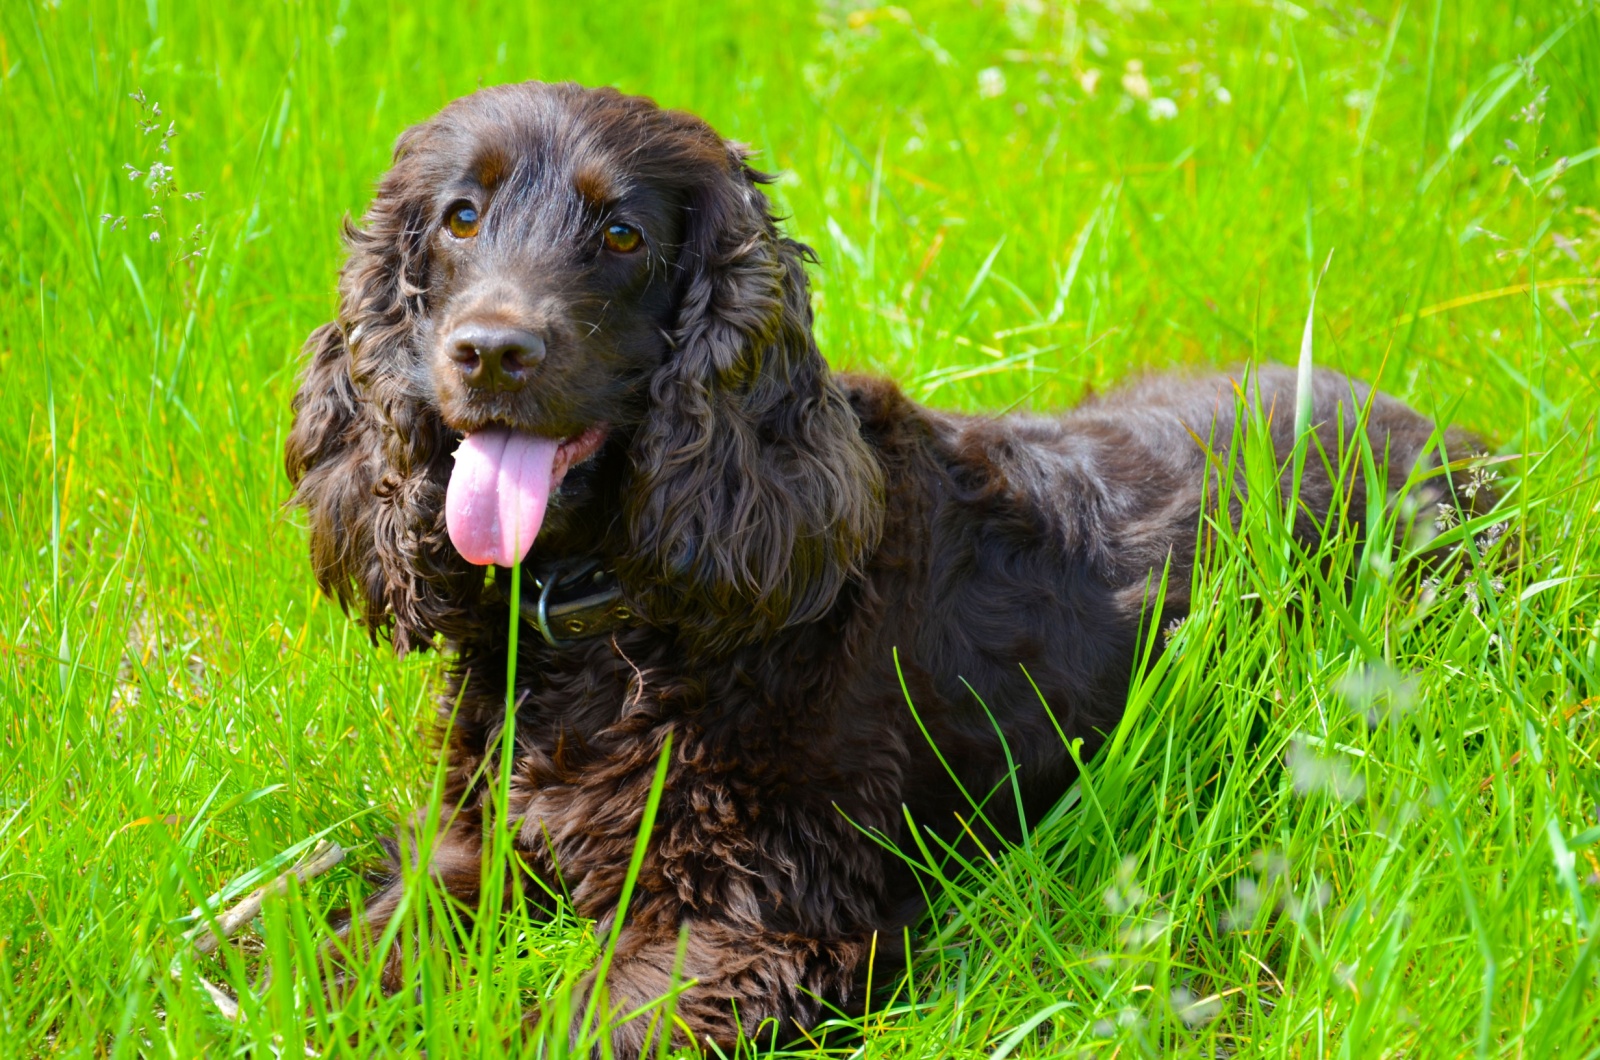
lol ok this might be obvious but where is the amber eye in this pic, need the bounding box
[446,202,480,239]
[603,222,642,254]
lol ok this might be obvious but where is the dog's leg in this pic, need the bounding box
[325,804,490,993]
[553,921,870,1059]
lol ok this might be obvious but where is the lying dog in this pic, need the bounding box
[285,80,1478,1054]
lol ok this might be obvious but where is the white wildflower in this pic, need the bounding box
[1287,735,1365,802]
[1221,875,1261,931]
[1102,856,1147,913]
[1338,663,1417,727]
[1462,462,1500,500]
[1419,575,1442,608]
[1121,59,1151,100]
[1171,987,1221,1028]
[1476,521,1507,552]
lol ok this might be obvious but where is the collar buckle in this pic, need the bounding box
[507,557,632,648]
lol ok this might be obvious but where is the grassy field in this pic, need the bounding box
[4,0,1600,1055]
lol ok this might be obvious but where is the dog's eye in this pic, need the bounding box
[446,203,480,239]
[603,223,642,254]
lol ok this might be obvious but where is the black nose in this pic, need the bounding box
[446,324,546,391]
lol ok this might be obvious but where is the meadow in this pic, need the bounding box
[3,0,1600,1055]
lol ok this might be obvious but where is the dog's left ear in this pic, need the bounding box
[622,146,884,654]
[284,123,482,654]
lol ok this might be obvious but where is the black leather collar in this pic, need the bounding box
[499,557,634,648]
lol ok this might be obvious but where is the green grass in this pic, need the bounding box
[4,0,1600,1055]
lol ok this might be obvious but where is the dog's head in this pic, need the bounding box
[285,82,883,655]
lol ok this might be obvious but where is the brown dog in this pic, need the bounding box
[286,80,1477,1055]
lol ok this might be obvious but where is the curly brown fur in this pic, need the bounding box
[286,81,1490,1055]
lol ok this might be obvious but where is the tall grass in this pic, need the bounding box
[2,0,1598,1055]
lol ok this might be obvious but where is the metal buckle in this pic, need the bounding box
[509,557,625,649]
[533,569,567,649]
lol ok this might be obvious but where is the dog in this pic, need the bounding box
[285,80,1482,1055]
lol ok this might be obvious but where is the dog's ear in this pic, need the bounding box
[285,129,480,653]
[621,147,885,654]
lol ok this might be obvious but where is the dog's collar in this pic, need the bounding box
[499,557,633,648]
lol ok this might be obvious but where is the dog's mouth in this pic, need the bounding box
[444,424,609,567]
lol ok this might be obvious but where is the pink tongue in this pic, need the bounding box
[445,429,561,567]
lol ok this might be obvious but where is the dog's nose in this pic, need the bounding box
[446,324,546,391]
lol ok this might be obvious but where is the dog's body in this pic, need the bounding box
[286,82,1470,1054]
